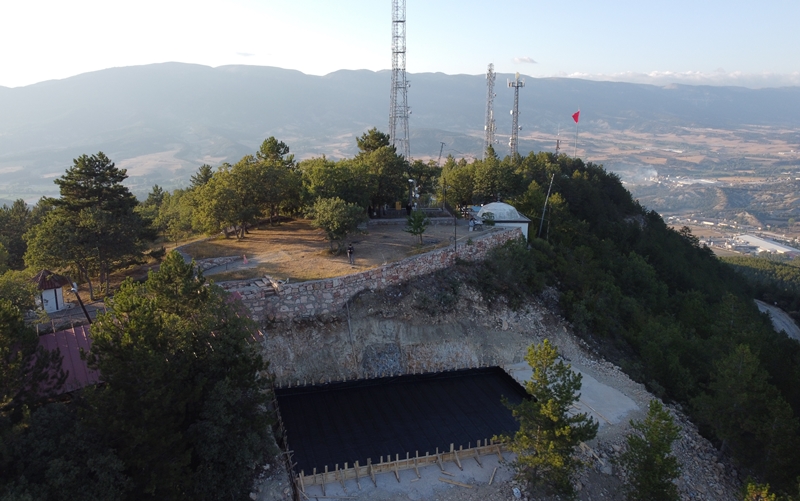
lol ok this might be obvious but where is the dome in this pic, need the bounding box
[477,202,527,221]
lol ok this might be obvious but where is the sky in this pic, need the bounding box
[2,0,799,89]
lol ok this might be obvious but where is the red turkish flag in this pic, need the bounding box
[572,110,580,123]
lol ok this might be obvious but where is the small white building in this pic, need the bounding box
[477,202,532,240]
[32,270,71,314]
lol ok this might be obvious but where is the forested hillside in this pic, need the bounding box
[723,256,800,322]
[4,132,800,496]
[480,153,800,493]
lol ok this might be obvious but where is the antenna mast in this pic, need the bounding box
[508,72,525,157]
[389,0,411,160]
[484,63,496,158]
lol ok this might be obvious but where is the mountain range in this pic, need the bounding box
[1,62,799,201]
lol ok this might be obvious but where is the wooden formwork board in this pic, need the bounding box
[295,440,507,489]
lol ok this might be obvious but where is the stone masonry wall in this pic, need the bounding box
[234,227,522,323]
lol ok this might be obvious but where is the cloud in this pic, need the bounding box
[554,70,800,89]
[237,52,255,57]
[513,57,537,64]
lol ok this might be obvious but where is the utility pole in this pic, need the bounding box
[389,0,411,160]
[484,63,496,159]
[508,72,525,157]
[538,174,555,239]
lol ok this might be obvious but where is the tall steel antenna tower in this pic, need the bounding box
[483,63,496,158]
[389,0,411,160]
[508,72,525,157]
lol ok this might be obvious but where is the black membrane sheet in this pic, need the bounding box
[275,366,528,475]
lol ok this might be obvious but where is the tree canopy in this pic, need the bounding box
[23,152,146,297]
[502,339,598,496]
[82,251,273,499]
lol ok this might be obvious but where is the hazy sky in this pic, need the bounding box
[3,0,799,88]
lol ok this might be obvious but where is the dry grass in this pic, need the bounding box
[180,218,477,283]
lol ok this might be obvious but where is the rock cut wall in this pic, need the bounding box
[232,228,522,323]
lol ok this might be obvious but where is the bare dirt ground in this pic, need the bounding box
[180,218,474,282]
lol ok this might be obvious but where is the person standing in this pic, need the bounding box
[347,244,354,265]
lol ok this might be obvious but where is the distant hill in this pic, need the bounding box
[1,62,799,200]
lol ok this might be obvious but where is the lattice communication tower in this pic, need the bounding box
[484,63,497,158]
[508,72,525,157]
[389,0,411,160]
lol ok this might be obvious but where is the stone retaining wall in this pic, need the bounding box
[367,216,455,226]
[233,227,522,323]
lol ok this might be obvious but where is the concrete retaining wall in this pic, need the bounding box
[231,227,522,323]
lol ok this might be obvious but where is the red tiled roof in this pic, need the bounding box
[31,270,71,291]
[38,325,100,394]
[37,321,263,394]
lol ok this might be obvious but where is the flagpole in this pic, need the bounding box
[574,121,578,157]
[572,109,580,157]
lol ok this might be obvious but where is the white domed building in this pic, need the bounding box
[476,202,532,240]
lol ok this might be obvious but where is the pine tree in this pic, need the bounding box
[617,400,681,501]
[83,251,273,499]
[502,339,598,496]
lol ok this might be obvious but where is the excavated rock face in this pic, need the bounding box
[261,268,556,386]
[258,269,743,501]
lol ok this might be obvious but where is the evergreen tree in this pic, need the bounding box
[617,400,681,501]
[24,152,145,296]
[83,251,273,499]
[0,299,65,429]
[502,339,598,496]
[404,210,430,244]
[189,164,214,190]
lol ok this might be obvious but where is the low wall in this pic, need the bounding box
[367,216,455,226]
[234,227,522,323]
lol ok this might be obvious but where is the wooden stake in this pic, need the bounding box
[299,470,305,493]
[338,464,345,490]
[368,459,376,487]
[354,461,361,490]
[453,448,463,470]
[323,465,327,496]
[495,444,503,461]
[474,453,483,468]
[439,477,472,488]
[489,467,497,485]
[394,454,400,482]
[413,451,420,478]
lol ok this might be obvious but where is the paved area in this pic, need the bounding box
[506,362,639,428]
[755,299,800,341]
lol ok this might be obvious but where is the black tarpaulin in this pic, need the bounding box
[275,366,529,475]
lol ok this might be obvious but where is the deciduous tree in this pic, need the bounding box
[309,197,366,251]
